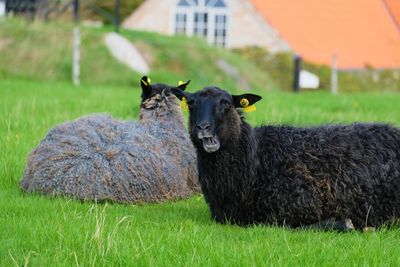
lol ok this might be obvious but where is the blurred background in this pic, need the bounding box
[1,0,400,93]
[3,2,400,266]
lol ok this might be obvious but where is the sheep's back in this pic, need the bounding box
[255,123,400,227]
[20,114,198,203]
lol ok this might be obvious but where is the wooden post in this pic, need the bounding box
[331,54,338,94]
[73,0,80,86]
[293,55,301,92]
[114,0,120,32]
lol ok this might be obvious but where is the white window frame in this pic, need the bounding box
[213,14,227,47]
[171,0,230,48]
[194,12,208,37]
[175,13,187,34]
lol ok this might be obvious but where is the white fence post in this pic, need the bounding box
[331,54,338,94]
[72,0,80,86]
[73,26,80,86]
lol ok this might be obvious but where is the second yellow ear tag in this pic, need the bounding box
[243,105,256,112]
[240,98,256,113]
[181,97,188,111]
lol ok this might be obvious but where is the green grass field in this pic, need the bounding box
[2,79,400,266]
[2,17,400,266]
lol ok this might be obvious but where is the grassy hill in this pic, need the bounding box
[0,18,277,92]
[1,18,400,266]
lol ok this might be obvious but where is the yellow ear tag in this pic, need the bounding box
[240,98,256,113]
[181,97,189,111]
[243,105,256,112]
[178,81,185,86]
[141,77,151,86]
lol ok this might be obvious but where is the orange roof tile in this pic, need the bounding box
[384,0,400,30]
[251,0,400,69]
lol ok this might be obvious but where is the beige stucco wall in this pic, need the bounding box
[123,0,175,35]
[122,0,291,52]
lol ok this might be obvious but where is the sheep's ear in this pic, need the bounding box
[140,76,152,96]
[177,80,191,91]
[171,89,192,111]
[171,88,190,101]
[232,93,262,112]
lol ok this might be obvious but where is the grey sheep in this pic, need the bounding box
[20,77,199,203]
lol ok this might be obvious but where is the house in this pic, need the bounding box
[123,0,400,69]
[123,0,291,53]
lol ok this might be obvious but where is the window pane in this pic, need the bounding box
[177,0,200,6]
[214,0,226,7]
[206,0,226,7]
[214,15,227,47]
[175,13,187,34]
[177,0,190,6]
[194,12,208,37]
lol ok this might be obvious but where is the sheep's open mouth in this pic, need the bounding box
[202,135,220,153]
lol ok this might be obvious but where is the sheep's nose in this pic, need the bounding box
[196,122,211,131]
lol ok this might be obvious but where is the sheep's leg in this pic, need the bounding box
[301,218,355,231]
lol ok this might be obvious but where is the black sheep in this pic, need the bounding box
[172,86,400,230]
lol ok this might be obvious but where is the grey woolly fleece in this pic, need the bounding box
[20,93,199,204]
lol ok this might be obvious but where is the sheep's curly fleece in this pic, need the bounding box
[20,95,198,203]
[198,122,400,229]
[186,87,400,229]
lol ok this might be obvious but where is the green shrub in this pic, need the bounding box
[234,46,400,93]
[82,0,144,24]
